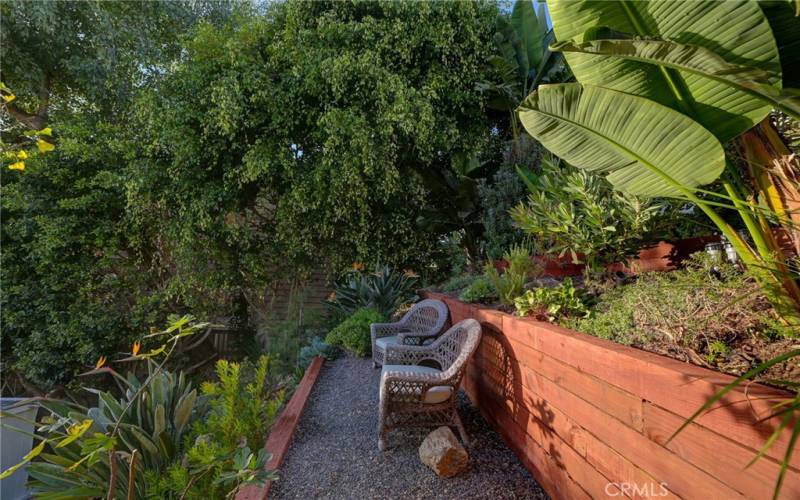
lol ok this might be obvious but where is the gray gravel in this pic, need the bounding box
[270,357,548,500]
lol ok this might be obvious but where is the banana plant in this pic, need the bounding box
[478,0,570,142]
[517,0,800,324]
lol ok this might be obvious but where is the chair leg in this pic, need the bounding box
[377,405,388,451]
[378,435,387,451]
[453,410,469,447]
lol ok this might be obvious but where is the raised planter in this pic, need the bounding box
[236,356,325,500]
[423,291,800,499]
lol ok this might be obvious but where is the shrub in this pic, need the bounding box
[459,277,497,303]
[515,278,590,321]
[441,274,478,293]
[510,157,668,274]
[150,355,284,498]
[485,244,540,305]
[298,336,338,368]
[568,253,778,349]
[325,308,386,357]
[326,265,418,318]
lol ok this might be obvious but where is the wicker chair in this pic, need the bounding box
[370,299,449,368]
[377,318,482,451]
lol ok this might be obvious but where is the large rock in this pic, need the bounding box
[419,426,469,477]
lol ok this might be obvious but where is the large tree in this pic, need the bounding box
[0,1,236,391]
[132,0,501,297]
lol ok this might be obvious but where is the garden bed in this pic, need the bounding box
[423,291,800,499]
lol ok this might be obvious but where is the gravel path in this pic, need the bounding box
[271,357,548,500]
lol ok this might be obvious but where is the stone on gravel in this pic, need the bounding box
[419,426,469,478]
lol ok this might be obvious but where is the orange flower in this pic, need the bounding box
[351,262,365,271]
[403,269,419,278]
[327,291,336,301]
[95,356,107,369]
[132,341,141,356]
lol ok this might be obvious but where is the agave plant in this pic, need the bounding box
[12,362,199,499]
[326,265,418,318]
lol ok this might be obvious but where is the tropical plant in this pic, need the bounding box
[518,0,800,326]
[511,155,668,274]
[326,265,418,318]
[478,0,571,143]
[18,364,198,497]
[325,308,387,357]
[459,277,497,304]
[485,244,540,305]
[514,277,590,321]
[0,316,213,498]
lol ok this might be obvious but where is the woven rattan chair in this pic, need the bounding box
[371,299,449,368]
[377,318,482,451]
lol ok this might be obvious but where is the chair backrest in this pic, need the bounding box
[433,318,482,378]
[402,299,448,335]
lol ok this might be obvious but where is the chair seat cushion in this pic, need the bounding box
[381,364,453,404]
[375,336,400,350]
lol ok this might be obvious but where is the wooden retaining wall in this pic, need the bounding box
[424,292,800,500]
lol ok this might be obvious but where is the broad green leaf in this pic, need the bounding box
[511,0,545,74]
[153,403,166,438]
[548,0,781,141]
[517,83,725,197]
[552,37,800,120]
[174,388,197,432]
[760,0,800,88]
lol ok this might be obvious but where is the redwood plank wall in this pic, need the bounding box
[424,292,800,500]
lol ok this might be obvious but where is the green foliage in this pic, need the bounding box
[568,254,778,347]
[704,340,731,364]
[441,274,478,293]
[511,156,671,273]
[327,265,418,318]
[484,244,539,306]
[298,336,338,368]
[477,164,528,259]
[514,278,590,321]
[459,277,497,304]
[132,0,501,285]
[22,362,200,498]
[149,355,284,499]
[0,2,235,391]
[325,308,386,357]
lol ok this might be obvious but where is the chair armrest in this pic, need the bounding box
[370,322,404,341]
[383,343,440,366]
[380,368,452,404]
[397,331,438,346]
